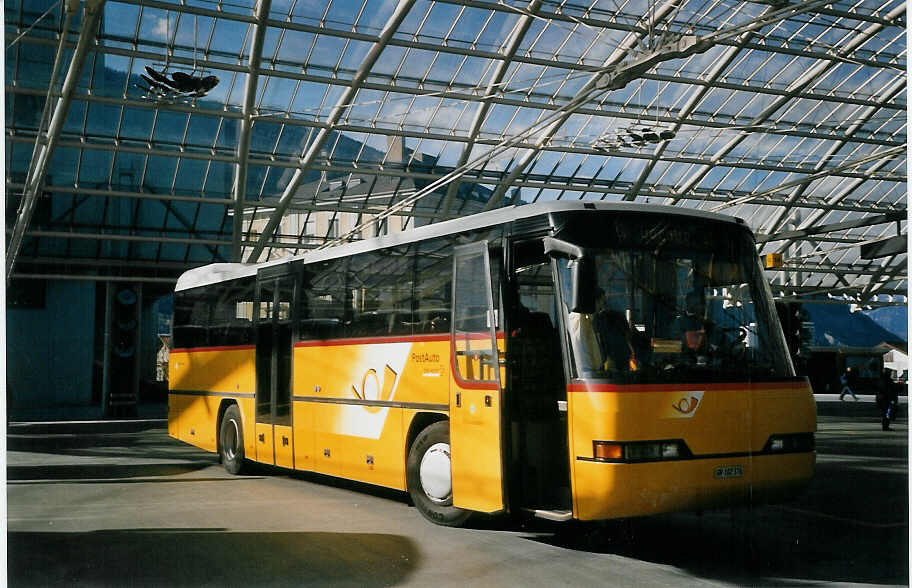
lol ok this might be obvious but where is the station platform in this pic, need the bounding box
[6,390,908,586]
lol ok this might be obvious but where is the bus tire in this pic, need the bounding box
[219,405,246,475]
[406,421,471,527]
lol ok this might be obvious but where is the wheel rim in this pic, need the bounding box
[224,419,239,462]
[419,442,452,504]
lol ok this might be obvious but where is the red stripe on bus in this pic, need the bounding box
[171,345,256,353]
[566,380,807,393]
[451,377,499,391]
[294,334,451,347]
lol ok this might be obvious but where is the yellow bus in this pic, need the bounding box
[169,202,815,526]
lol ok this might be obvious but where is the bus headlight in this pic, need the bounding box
[763,433,815,454]
[593,440,690,463]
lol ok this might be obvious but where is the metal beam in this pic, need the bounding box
[107,0,905,72]
[627,13,766,201]
[666,2,907,206]
[482,0,686,211]
[8,128,906,184]
[756,211,906,244]
[10,273,178,284]
[37,38,907,114]
[431,0,905,66]
[761,76,907,234]
[8,159,901,217]
[232,0,272,262]
[5,73,905,147]
[246,0,417,263]
[6,0,106,283]
[17,256,194,270]
[769,262,905,278]
[860,255,906,300]
[438,0,543,220]
[712,145,907,211]
[779,152,906,254]
[860,236,907,260]
[5,182,234,205]
[21,229,308,249]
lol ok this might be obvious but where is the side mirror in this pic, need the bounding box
[569,257,597,314]
[544,237,597,314]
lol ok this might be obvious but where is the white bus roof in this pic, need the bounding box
[175,201,745,292]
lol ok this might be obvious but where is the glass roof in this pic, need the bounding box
[5,0,906,306]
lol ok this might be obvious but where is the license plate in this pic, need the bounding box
[714,465,743,479]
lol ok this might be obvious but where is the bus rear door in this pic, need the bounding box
[450,242,506,514]
[255,267,296,468]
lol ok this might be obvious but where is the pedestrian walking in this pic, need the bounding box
[839,367,858,401]
[877,369,900,431]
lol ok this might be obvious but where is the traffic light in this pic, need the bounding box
[105,282,141,416]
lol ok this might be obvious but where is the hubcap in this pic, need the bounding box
[419,442,452,504]
[224,419,239,461]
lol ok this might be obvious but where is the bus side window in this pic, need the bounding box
[347,247,414,337]
[414,238,453,335]
[298,260,346,341]
[214,278,255,346]
[173,289,213,348]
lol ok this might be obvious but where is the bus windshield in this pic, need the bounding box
[555,214,793,383]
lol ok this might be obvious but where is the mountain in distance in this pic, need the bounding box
[863,305,908,342]
[802,303,906,347]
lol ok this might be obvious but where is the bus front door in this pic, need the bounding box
[255,271,295,468]
[450,242,506,514]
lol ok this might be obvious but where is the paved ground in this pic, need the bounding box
[6,397,908,587]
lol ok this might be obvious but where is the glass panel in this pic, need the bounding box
[145,156,178,193]
[415,238,452,334]
[256,280,275,421]
[48,148,79,186]
[152,111,189,145]
[275,276,294,426]
[215,119,240,150]
[298,259,348,341]
[185,114,221,149]
[119,107,156,141]
[78,150,113,185]
[204,161,234,198]
[174,159,206,194]
[555,214,792,383]
[112,152,145,191]
[250,121,281,154]
[85,102,119,137]
[346,247,414,337]
[453,246,497,383]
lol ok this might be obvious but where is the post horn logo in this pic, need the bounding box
[672,395,700,415]
[352,365,398,413]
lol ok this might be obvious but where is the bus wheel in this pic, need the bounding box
[219,405,246,475]
[406,421,471,527]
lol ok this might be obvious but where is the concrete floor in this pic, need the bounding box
[7,397,908,587]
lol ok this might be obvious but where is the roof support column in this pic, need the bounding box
[246,0,417,263]
[6,0,106,282]
[232,0,272,262]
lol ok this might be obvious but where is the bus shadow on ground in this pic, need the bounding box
[9,529,420,587]
[285,467,413,505]
[531,507,905,586]
[525,470,908,587]
[6,462,218,482]
[7,427,215,464]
